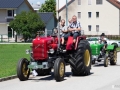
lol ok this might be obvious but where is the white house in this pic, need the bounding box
[58,0,120,35]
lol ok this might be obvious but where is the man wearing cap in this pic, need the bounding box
[99,33,107,54]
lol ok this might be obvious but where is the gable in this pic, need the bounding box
[0,0,34,11]
[0,0,24,8]
[58,0,75,12]
[38,12,55,24]
[107,0,120,9]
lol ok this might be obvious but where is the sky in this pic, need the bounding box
[28,0,71,9]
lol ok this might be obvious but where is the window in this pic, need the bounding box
[96,25,99,32]
[7,10,14,16]
[88,12,92,18]
[78,0,81,5]
[88,25,92,31]
[78,12,81,19]
[96,12,99,18]
[88,0,92,5]
[96,0,102,4]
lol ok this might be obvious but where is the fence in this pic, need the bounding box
[0,34,9,42]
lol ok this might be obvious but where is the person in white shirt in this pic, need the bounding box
[57,19,68,45]
[68,15,81,43]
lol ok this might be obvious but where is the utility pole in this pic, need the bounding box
[66,0,68,26]
[57,0,60,47]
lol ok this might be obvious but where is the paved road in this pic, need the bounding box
[0,53,120,90]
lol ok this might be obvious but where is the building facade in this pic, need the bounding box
[58,0,120,35]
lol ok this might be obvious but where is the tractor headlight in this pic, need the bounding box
[26,49,30,54]
[49,49,54,54]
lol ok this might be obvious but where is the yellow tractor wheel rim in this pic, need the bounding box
[22,63,29,77]
[114,50,117,62]
[84,49,90,67]
[59,62,64,77]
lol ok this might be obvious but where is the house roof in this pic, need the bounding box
[58,0,75,12]
[38,12,55,24]
[106,0,120,9]
[0,0,34,11]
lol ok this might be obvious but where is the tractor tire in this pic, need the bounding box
[112,43,118,48]
[104,55,109,67]
[110,48,117,65]
[54,58,65,82]
[17,58,30,81]
[72,40,92,76]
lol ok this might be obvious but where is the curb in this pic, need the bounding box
[0,72,32,82]
[117,50,120,52]
[0,75,17,82]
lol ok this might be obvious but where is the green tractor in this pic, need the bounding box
[90,43,117,67]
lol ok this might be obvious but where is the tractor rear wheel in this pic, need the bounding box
[72,40,92,76]
[17,58,30,81]
[104,55,109,67]
[54,58,65,82]
[110,48,117,65]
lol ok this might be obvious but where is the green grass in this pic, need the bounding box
[0,44,31,78]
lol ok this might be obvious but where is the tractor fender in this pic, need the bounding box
[107,45,115,50]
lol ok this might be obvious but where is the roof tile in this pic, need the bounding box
[0,0,24,8]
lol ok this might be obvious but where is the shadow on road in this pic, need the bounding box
[28,71,94,82]
[93,63,120,67]
[93,63,104,67]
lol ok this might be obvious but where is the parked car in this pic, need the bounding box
[86,37,120,47]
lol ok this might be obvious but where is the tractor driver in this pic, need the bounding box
[99,33,107,54]
[99,33,107,49]
[68,15,81,43]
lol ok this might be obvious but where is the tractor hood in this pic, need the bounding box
[32,37,54,60]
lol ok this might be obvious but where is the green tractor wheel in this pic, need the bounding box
[104,55,109,67]
[110,48,117,65]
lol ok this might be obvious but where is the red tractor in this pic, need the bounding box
[17,30,92,82]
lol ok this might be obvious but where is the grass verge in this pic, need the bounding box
[0,44,31,78]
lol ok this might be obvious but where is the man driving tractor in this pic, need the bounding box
[99,33,107,54]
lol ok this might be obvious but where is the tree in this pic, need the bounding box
[9,11,45,42]
[39,0,56,15]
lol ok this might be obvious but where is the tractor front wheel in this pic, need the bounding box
[104,55,109,67]
[17,58,30,81]
[54,58,65,82]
